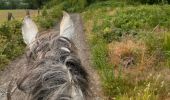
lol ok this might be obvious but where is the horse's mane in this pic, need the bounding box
[17,32,89,100]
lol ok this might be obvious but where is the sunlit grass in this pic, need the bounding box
[0,10,38,24]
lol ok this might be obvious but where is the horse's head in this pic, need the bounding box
[18,12,89,100]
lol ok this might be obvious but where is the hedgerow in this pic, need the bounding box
[0,20,25,70]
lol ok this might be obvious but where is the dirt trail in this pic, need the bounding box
[0,14,104,100]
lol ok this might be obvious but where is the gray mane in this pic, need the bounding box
[17,33,89,100]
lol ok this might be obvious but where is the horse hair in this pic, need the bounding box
[17,33,89,100]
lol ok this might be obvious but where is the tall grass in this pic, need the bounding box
[90,35,129,97]
[83,1,170,99]
[114,5,170,31]
[162,32,170,67]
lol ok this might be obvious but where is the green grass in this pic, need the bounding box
[113,5,170,31]
[0,10,38,24]
[82,1,170,99]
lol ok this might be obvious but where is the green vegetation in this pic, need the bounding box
[0,20,25,69]
[127,0,170,4]
[0,0,50,9]
[0,10,38,70]
[114,5,170,31]
[82,1,170,99]
[0,10,37,69]
[35,0,93,29]
[1,0,170,99]
[35,0,116,29]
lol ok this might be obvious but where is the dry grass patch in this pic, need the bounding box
[108,37,157,71]
[83,19,94,39]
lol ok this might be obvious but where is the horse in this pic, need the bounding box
[17,12,89,100]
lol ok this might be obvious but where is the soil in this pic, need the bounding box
[0,14,104,100]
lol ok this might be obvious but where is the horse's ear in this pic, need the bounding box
[22,16,38,46]
[60,11,75,39]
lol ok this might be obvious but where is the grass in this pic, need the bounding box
[0,10,38,24]
[113,5,170,31]
[82,0,170,99]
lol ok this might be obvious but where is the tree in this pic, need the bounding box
[0,0,8,9]
[23,0,51,9]
[8,0,20,9]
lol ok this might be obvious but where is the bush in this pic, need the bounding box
[45,0,87,12]
[36,7,61,29]
[127,0,169,4]
[0,20,25,70]
[90,36,108,69]
[36,16,55,29]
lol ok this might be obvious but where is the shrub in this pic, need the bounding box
[45,0,87,12]
[36,16,55,29]
[0,20,25,70]
[127,0,169,4]
[36,7,60,29]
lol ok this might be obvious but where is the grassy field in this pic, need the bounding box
[0,10,38,23]
[82,1,170,99]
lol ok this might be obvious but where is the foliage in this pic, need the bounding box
[114,5,170,31]
[82,1,170,99]
[0,0,52,9]
[23,0,52,9]
[1,0,170,99]
[0,0,29,9]
[0,20,25,70]
[36,16,55,29]
[35,6,63,29]
[45,0,87,12]
[126,0,170,4]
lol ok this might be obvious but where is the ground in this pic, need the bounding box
[0,14,103,100]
